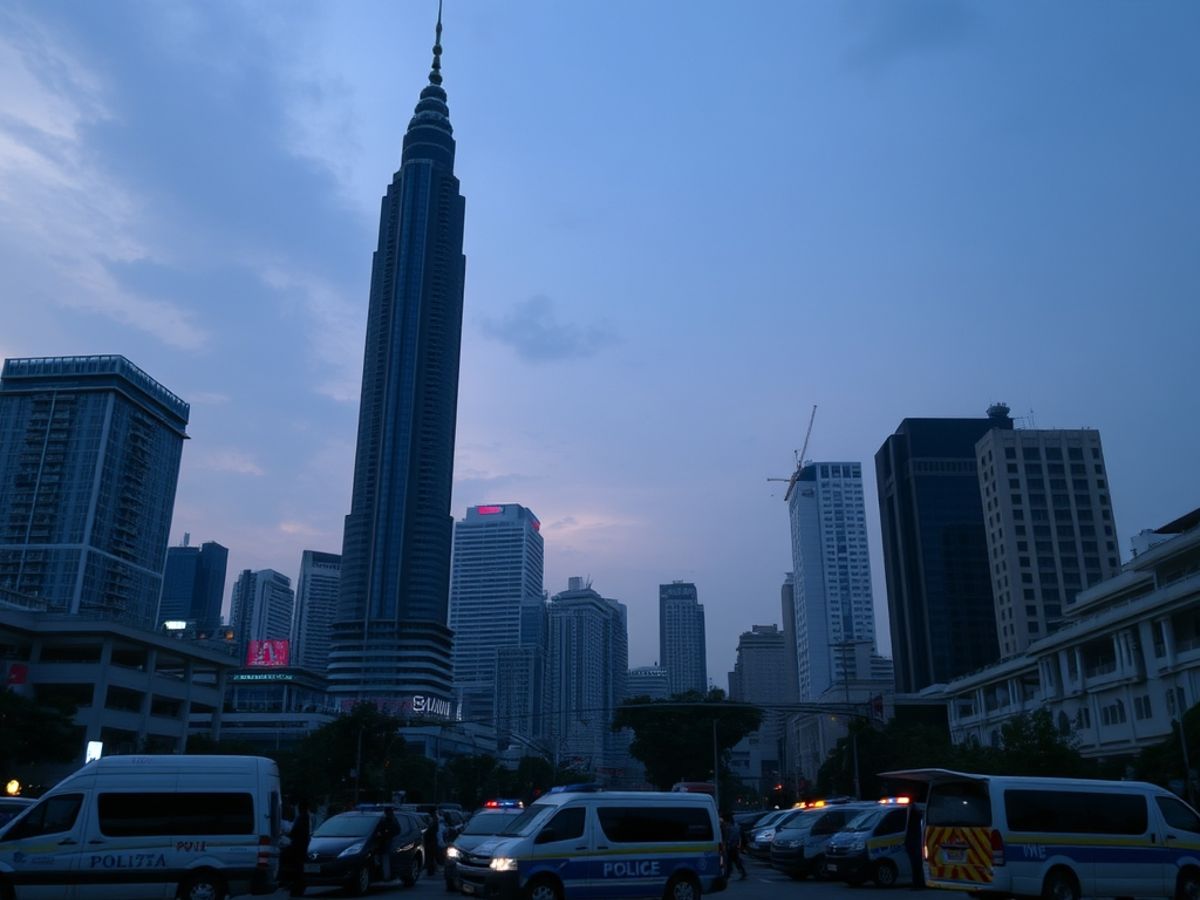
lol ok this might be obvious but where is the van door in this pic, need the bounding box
[0,792,86,900]
[530,806,592,897]
[1155,795,1200,898]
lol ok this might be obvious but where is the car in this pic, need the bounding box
[301,809,425,896]
[0,797,34,830]
[769,802,877,878]
[745,808,804,858]
[733,809,773,848]
[444,807,525,893]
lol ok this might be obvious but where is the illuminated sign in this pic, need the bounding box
[245,640,290,667]
[336,694,457,719]
[85,741,103,763]
[163,620,188,631]
[232,672,294,682]
[476,505,503,515]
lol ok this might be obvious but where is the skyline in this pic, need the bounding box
[1,1,1197,681]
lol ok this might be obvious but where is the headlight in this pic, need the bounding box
[338,842,364,858]
[850,839,865,852]
[756,829,776,842]
[446,846,461,860]
[489,857,518,872]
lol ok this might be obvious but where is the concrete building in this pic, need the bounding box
[728,625,792,706]
[229,569,294,664]
[194,666,337,751]
[939,508,1200,761]
[876,406,1012,692]
[786,462,877,700]
[780,573,800,703]
[0,355,189,630]
[449,504,544,727]
[975,427,1122,656]
[291,550,340,673]
[626,665,670,700]
[159,538,228,635]
[659,582,707,697]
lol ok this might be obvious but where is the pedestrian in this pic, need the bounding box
[436,812,450,866]
[378,807,401,881]
[904,804,925,891]
[288,799,311,897]
[424,813,439,874]
[721,812,747,879]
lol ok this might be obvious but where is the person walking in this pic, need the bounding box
[904,803,926,891]
[721,812,747,880]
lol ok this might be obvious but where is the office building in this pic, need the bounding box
[329,11,467,708]
[159,537,228,635]
[291,550,340,673]
[780,573,800,702]
[659,582,707,697]
[876,406,1012,692]
[449,503,545,726]
[229,569,294,664]
[976,427,1121,656]
[547,578,628,775]
[786,461,876,700]
[728,625,793,706]
[0,355,189,630]
[626,665,669,700]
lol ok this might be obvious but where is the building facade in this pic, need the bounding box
[728,625,792,706]
[330,13,466,708]
[229,569,294,665]
[787,462,876,700]
[159,538,228,635]
[875,406,1012,692]
[0,355,189,630]
[291,550,340,673]
[780,572,800,703]
[626,665,670,700]
[975,428,1122,656]
[659,582,707,697]
[449,504,544,726]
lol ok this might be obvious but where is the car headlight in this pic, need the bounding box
[446,846,461,860]
[756,829,776,842]
[489,857,518,872]
[850,839,865,852]
[338,842,365,858]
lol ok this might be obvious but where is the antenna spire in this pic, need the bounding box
[429,0,444,86]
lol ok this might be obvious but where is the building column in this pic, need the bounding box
[210,666,226,743]
[1163,617,1179,668]
[86,639,115,750]
[177,659,195,752]
[136,647,158,750]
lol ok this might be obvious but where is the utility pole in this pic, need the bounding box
[352,724,364,805]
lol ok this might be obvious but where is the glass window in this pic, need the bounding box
[927,781,991,827]
[1006,790,1145,834]
[1157,796,1200,834]
[98,792,254,836]
[596,806,713,843]
[879,809,908,835]
[3,793,83,840]
[537,807,585,844]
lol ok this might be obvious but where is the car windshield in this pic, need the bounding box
[498,803,556,837]
[754,810,788,829]
[314,814,379,838]
[845,809,883,832]
[463,811,519,835]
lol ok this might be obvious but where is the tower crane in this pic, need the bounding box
[767,404,818,502]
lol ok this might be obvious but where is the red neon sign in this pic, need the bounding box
[476,505,503,515]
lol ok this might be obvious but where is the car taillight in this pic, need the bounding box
[990,829,1005,867]
[257,835,272,869]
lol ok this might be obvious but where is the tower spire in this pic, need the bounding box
[429,0,444,86]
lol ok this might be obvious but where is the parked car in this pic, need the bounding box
[0,797,34,830]
[302,809,425,895]
[746,808,805,858]
[769,802,876,879]
[733,809,772,849]
[444,807,526,892]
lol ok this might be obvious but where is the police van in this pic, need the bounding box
[455,790,726,899]
[884,768,1200,900]
[824,798,921,886]
[0,754,281,900]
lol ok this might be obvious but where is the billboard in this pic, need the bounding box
[245,639,290,667]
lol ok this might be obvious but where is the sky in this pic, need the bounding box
[1,0,1198,684]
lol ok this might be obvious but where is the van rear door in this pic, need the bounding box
[925,779,996,888]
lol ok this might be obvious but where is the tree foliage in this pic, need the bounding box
[612,689,762,790]
[0,689,79,775]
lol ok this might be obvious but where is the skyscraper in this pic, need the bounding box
[291,550,341,672]
[0,355,189,629]
[329,11,467,708]
[449,504,544,726]
[159,538,228,634]
[876,406,1012,692]
[786,462,876,700]
[780,572,800,703]
[230,569,294,664]
[659,582,707,697]
[975,426,1121,656]
[728,625,793,706]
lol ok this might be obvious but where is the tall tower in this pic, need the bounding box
[160,539,228,634]
[780,572,800,702]
[787,462,876,700]
[449,504,545,727]
[0,355,189,629]
[291,550,341,672]
[875,407,1011,692]
[658,582,708,696]
[330,10,467,708]
[230,569,294,664]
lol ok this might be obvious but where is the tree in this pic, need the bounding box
[972,710,1093,778]
[818,719,957,798]
[281,703,412,804]
[612,689,762,791]
[0,689,79,776]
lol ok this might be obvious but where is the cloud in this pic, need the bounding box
[187,391,230,406]
[480,295,619,363]
[190,449,265,477]
[278,520,322,537]
[844,0,978,71]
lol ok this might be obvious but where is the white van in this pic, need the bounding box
[0,754,282,900]
[884,768,1200,900]
[455,790,726,900]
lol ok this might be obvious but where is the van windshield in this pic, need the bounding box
[927,781,992,828]
[845,809,883,832]
[498,803,556,837]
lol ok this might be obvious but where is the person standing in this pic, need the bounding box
[424,814,439,875]
[288,800,312,897]
[905,804,926,891]
[721,812,747,879]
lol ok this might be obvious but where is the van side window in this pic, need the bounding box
[1157,797,1200,834]
[597,806,714,843]
[4,794,83,841]
[1006,791,1146,835]
[536,807,585,844]
[98,792,254,836]
[879,809,908,835]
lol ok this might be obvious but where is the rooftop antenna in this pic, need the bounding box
[429,0,444,85]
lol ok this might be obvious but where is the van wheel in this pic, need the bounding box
[524,876,563,900]
[178,872,227,900]
[1042,867,1081,900]
[873,860,899,888]
[664,873,702,900]
[348,864,372,896]
[1177,869,1200,900]
[400,853,422,887]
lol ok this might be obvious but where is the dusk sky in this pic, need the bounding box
[2,0,1197,683]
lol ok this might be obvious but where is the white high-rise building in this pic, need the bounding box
[449,504,544,727]
[229,569,294,664]
[291,550,340,673]
[787,462,876,700]
[659,582,707,697]
[547,577,628,775]
[626,665,669,700]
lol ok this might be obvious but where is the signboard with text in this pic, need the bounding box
[245,639,290,667]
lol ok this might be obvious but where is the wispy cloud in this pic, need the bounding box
[480,295,619,363]
[190,449,265,477]
[278,520,322,537]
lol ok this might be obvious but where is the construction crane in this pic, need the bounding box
[767,404,818,503]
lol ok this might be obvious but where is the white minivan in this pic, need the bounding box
[0,754,282,900]
[455,790,726,899]
[885,768,1200,900]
